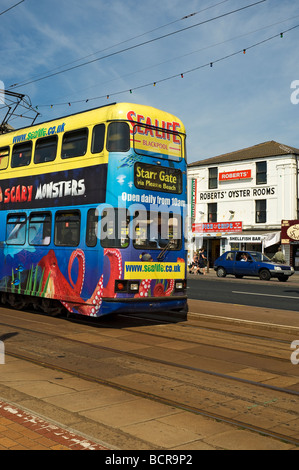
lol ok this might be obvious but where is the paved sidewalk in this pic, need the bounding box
[0,400,108,450]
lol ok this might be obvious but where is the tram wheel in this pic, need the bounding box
[7,294,28,310]
[41,299,64,317]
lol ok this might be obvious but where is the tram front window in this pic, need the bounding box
[133,211,181,250]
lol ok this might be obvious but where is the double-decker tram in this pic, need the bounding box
[0,103,188,317]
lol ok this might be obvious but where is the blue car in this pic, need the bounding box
[214,250,295,282]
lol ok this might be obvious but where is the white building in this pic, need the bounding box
[188,141,299,267]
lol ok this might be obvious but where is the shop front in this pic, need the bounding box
[189,229,281,269]
[226,231,280,257]
[281,220,299,270]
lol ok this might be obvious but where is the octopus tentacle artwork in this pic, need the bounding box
[68,249,85,295]
[37,248,123,317]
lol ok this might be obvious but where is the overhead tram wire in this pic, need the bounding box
[0,0,25,17]
[35,23,299,110]
[9,0,268,90]
[60,12,299,105]
[10,0,233,85]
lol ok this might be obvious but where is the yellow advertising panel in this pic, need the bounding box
[124,262,185,280]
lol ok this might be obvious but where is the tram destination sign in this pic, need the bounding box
[134,162,182,194]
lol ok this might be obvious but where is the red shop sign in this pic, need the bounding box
[192,221,243,233]
[219,170,251,181]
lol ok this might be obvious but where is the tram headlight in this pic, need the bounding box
[115,280,140,293]
[175,281,184,291]
[129,282,139,292]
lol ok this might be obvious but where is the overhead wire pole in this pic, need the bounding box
[0,89,40,134]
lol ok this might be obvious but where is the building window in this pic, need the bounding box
[208,203,217,222]
[256,161,267,185]
[209,167,218,189]
[256,200,266,223]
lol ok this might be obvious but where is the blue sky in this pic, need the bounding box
[1,0,299,163]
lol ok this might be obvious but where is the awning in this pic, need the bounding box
[263,231,281,248]
[226,231,281,247]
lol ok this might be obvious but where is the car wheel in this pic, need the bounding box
[235,275,243,279]
[217,267,227,278]
[278,276,288,282]
[259,269,271,281]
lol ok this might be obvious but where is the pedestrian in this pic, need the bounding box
[272,247,286,264]
[189,254,199,274]
[198,248,207,275]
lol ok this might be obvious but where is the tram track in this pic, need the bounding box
[0,307,299,448]
[0,309,297,391]
[1,318,298,396]
[4,348,299,448]
[0,312,296,376]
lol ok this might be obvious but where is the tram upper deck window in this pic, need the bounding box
[107,122,130,152]
[6,214,27,245]
[91,124,105,154]
[34,136,57,164]
[11,142,32,168]
[54,211,80,246]
[0,147,9,170]
[61,129,88,159]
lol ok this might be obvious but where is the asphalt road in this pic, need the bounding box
[187,273,299,312]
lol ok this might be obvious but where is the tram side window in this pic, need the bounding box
[34,136,58,164]
[86,208,99,247]
[29,213,52,246]
[91,124,105,154]
[6,214,27,245]
[107,122,130,152]
[0,147,9,170]
[11,142,32,168]
[54,211,81,246]
[101,208,129,248]
[61,129,88,159]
